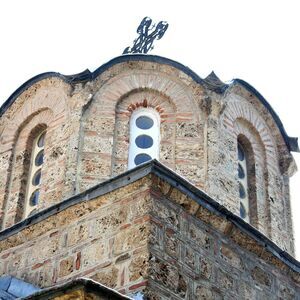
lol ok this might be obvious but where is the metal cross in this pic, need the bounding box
[123,17,169,54]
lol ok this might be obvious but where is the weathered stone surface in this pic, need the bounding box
[59,256,74,277]
[91,266,119,289]
[195,285,222,300]
[0,57,298,298]
[0,175,299,298]
[128,252,149,281]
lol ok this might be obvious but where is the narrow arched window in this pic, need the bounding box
[237,142,250,222]
[24,130,46,217]
[128,108,160,169]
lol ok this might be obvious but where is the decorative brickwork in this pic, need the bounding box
[0,79,72,229]
[0,56,298,299]
[0,170,299,298]
[220,93,294,252]
[79,64,206,192]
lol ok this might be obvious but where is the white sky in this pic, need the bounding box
[0,0,299,258]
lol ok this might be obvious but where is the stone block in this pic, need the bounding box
[195,284,222,300]
[165,228,180,259]
[59,256,74,277]
[129,252,149,281]
[250,266,272,289]
[220,243,243,270]
[67,223,89,247]
[217,267,235,291]
[188,223,211,251]
[113,224,149,255]
[149,256,187,298]
[92,266,119,289]
[81,241,107,268]
[199,257,213,280]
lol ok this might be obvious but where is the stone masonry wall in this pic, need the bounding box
[0,177,153,296]
[78,61,206,192]
[0,78,72,229]
[0,174,299,299]
[146,176,300,299]
[0,58,297,255]
[218,86,295,253]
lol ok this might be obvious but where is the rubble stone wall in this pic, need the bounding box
[0,177,152,295]
[219,88,294,253]
[147,177,300,299]
[78,62,206,192]
[0,78,72,229]
[0,59,296,254]
[0,175,299,299]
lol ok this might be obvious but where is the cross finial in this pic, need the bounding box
[123,17,169,54]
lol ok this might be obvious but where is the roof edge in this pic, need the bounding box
[0,160,299,273]
[232,79,299,152]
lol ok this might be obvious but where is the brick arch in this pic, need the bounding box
[112,89,177,175]
[78,70,205,191]
[88,70,199,121]
[221,100,283,238]
[222,100,279,174]
[234,118,271,236]
[0,81,67,153]
[1,109,54,228]
[0,78,70,228]
[223,89,293,252]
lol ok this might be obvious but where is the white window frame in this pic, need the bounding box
[128,108,160,169]
[237,142,250,222]
[24,130,46,217]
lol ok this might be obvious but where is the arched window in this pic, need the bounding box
[128,108,160,169]
[237,142,250,222]
[24,130,46,217]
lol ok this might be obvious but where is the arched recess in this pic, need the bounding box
[0,79,69,229]
[1,109,54,228]
[113,88,176,175]
[16,123,47,221]
[221,99,280,236]
[235,120,269,234]
[78,68,203,191]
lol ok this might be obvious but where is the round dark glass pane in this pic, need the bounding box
[29,190,40,206]
[35,150,44,167]
[238,144,245,161]
[32,170,41,186]
[136,116,154,130]
[134,153,152,165]
[37,132,45,147]
[238,163,245,179]
[135,135,153,149]
[239,182,246,199]
[240,202,246,219]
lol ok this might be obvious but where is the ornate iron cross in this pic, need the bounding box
[123,17,169,54]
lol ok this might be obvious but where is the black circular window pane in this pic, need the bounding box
[29,190,40,206]
[240,203,246,219]
[134,153,152,165]
[238,144,245,161]
[239,182,246,199]
[35,150,44,167]
[135,135,153,149]
[136,116,154,130]
[238,163,245,179]
[37,132,45,147]
[32,170,41,186]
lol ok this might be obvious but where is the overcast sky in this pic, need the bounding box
[0,0,299,257]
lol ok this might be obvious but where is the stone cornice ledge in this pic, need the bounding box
[0,159,299,274]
